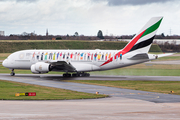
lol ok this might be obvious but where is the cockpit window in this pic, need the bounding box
[26,53,31,56]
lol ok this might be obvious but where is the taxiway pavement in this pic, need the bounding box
[1,97,180,120]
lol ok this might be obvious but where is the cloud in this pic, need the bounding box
[0,0,38,3]
[96,0,176,6]
[16,0,38,2]
[0,0,179,36]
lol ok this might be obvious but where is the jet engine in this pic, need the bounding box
[31,62,51,74]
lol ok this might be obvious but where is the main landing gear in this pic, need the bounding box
[63,72,90,77]
[10,69,15,76]
[63,73,71,77]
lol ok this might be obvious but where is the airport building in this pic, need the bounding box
[0,31,5,36]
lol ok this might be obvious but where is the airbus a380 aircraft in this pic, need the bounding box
[3,17,166,77]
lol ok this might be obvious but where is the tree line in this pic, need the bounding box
[0,30,180,40]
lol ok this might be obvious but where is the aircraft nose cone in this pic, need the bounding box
[2,59,8,67]
[2,60,5,66]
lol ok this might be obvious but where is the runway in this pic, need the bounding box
[1,74,180,103]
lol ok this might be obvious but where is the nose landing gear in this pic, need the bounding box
[10,69,15,76]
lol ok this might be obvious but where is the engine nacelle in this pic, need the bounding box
[31,62,50,74]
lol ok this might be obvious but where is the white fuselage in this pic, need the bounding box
[2,49,156,73]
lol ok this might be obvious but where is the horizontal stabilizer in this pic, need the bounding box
[128,53,149,60]
[157,53,174,58]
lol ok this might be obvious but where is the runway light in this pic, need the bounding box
[19,93,25,96]
[28,92,36,96]
[170,91,174,94]
[15,93,20,97]
[15,92,36,96]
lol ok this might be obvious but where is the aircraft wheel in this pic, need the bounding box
[63,73,71,77]
[72,74,77,77]
[10,72,15,76]
[84,73,90,77]
[86,73,90,77]
[67,74,71,77]
[10,69,15,76]
[63,74,66,77]
[79,73,84,77]
[74,72,90,77]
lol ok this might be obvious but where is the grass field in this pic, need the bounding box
[92,65,180,76]
[0,80,107,100]
[0,40,162,53]
[65,80,180,95]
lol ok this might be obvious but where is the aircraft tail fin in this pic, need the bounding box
[121,17,163,55]
[100,17,163,66]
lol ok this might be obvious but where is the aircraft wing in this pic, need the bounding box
[50,61,76,72]
[157,53,174,58]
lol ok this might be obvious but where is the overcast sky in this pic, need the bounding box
[0,0,179,36]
